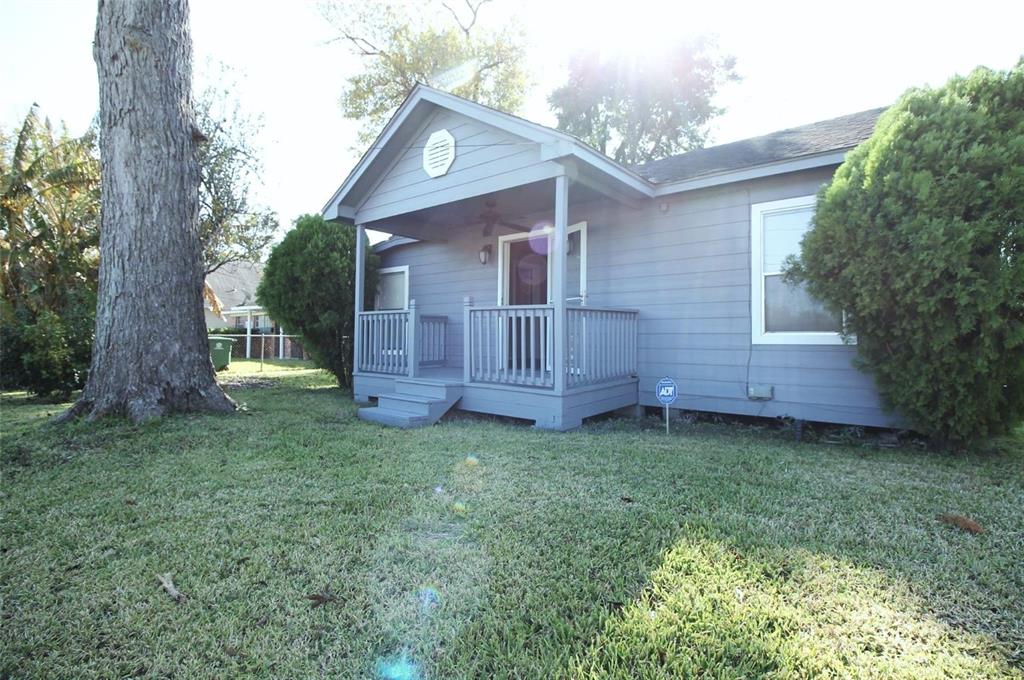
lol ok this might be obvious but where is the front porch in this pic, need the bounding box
[326,87,652,429]
[350,171,642,430]
[352,298,639,429]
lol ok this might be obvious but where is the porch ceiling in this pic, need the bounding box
[363,178,609,242]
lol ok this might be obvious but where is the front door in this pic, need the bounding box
[507,237,548,305]
[498,222,587,306]
[498,223,587,374]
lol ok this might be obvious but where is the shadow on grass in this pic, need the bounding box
[563,533,1017,678]
[425,419,1023,678]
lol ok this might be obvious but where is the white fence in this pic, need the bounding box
[208,333,308,360]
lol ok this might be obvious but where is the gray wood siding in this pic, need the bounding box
[356,109,558,224]
[573,167,898,427]
[377,226,501,368]
[378,166,899,428]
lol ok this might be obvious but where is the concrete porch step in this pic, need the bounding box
[357,406,433,429]
[377,392,436,417]
[394,378,460,400]
[358,378,463,428]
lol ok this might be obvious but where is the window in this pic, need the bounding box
[375,265,409,310]
[751,196,846,344]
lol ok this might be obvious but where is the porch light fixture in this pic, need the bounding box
[478,244,492,265]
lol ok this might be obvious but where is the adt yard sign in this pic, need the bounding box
[656,378,678,405]
[656,377,678,434]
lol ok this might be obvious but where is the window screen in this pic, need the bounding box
[376,269,407,310]
[761,206,840,334]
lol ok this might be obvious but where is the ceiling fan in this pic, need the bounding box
[475,198,530,237]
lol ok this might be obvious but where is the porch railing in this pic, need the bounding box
[356,301,448,376]
[358,300,639,388]
[357,310,409,375]
[463,300,639,390]
[465,303,554,387]
[566,306,639,388]
[419,315,447,367]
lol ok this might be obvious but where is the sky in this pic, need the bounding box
[2,0,1022,245]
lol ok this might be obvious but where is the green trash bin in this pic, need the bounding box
[208,336,235,371]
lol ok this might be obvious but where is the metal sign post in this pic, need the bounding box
[656,377,678,434]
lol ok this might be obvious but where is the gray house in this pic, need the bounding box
[322,85,895,430]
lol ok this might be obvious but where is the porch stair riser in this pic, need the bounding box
[358,379,462,428]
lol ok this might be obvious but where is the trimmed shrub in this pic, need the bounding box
[257,215,377,387]
[786,61,1024,446]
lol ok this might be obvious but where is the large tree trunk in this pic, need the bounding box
[60,0,234,423]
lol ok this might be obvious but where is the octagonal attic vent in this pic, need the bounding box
[423,129,456,178]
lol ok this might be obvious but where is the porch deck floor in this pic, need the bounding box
[410,366,464,383]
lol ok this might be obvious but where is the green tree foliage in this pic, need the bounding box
[0,84,277,396]
[786,61,1024,446]
[257,215,378,387]
[322,0,528,145]
[0,108,100,397]
[195,77,278,275]
[549,38,737,166]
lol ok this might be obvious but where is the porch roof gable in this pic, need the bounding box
[321,84,654,223]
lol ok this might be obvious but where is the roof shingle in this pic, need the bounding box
[206,261,264,311]
[633,107,886,184]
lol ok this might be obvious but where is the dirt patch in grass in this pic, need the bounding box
[217,376,280,390]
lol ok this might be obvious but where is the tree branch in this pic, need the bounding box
[329,31,387,58]
[442,0,491,37]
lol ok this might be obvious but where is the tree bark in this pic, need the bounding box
[60,0,234,423]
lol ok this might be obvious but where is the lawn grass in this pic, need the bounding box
[2,364,1022,678]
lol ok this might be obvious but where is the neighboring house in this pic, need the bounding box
[323,84,894,430]
[205,261,300,359]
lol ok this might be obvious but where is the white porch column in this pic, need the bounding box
[552,174,569,394]
[353,224,366,376]
[245,309,253,359]
[407,298,420,378]
[463,296,473,384]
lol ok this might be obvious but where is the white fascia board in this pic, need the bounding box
[418,87,557,145]
[567,144,654,197]
[320,86,434,218]
[541,142,653,198]
[652,150,850,197]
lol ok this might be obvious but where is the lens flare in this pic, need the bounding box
[452,501,467,515]
[464,455,479,466]
[375,652,420,680]
[416,586,441,612]
[528,224,551,255]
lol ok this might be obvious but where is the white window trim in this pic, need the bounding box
[375,265,410,311]
[751,196,849,345]
[496,222,587,306]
